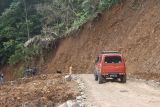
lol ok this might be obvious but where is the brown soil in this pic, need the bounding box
[0,74,78,107]
[47,0,160,81]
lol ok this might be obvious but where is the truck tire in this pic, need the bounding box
[120,75,126,83]
[94,70,98,81]
[98,74,103,84]
[95,75,98,81]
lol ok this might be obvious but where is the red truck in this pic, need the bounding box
[94,51,126,84]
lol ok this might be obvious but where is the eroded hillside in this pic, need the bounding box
[47,0,160,80]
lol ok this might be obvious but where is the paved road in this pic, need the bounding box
[80,74,160,107]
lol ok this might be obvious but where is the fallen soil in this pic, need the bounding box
[0,74,78,107]
[47,0,160,81]
[80,74,160,107]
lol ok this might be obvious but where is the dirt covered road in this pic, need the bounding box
[80,74,160,107]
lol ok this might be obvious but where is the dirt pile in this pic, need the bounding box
[47,0,160,80]
[0,74,78,107]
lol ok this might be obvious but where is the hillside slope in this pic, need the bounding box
[47,0,160,80]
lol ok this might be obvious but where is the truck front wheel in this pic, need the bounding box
[98,74,103,84]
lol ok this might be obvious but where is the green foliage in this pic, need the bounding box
[0,0,13,15]
[37,0,120,35]
[9,44,40,65]
[0,0,120,66]
[72,12,89,29]
[0,0,42,65]
[97,0,120,11]
[8,44,24,65]
[0,40,19,65]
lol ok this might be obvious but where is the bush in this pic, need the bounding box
[0,0,120,66]
[9,44,40,65]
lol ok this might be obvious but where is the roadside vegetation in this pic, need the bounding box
[0,0,120,66]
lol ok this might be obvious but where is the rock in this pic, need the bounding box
[79,88,84,92]
[58,100,80,107]
[79,103,85,107]
[79,86,85,89]
[76,96,82,100]
[81,95,86,99]
[77,100,82,104]
[80,92,84,95]
[75,76,88,107]
[58,103,68,107]
[64,75,72,81]
[40,74,47,80]
[21,102,34,107]
[66,100,79,107]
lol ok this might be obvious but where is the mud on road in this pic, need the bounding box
[80,74,160,107]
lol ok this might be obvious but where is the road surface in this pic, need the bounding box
[80,74,160,107]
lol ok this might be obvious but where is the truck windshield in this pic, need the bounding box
[104,56,122,63]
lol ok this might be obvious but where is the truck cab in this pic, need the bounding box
[94,51,126,84]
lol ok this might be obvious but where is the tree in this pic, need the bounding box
[0,0,42,65]
[0,0,13,15]
[0,0,120,65]
[22,0,30,40]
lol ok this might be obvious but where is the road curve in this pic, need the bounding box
[80,74,160,107]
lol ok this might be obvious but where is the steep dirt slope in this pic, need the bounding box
[47,0,160,80]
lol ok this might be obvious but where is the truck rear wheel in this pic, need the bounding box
[95,75,98,81]
[98,74,103,84]
[120,75,126,83]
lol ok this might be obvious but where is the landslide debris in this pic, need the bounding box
[47,0,160,81]
[0,74,78,107]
